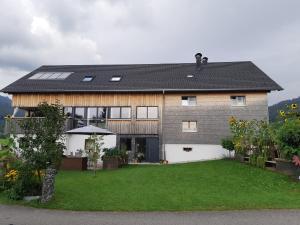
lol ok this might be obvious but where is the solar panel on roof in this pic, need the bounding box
[28,72,73,80]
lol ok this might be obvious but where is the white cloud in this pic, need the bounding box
[0,0,300,105]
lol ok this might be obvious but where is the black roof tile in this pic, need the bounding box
[1,62,283,93]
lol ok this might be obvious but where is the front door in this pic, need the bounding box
[135,137,159,163]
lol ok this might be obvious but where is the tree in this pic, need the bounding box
[84,134,104,176]
[17,101,66,202]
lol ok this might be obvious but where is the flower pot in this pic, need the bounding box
[103,158,119,170]
[275,158,300,178]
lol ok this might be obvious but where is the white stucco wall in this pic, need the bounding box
[65,134,117,156]
[165,144,231,163]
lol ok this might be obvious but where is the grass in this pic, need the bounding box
[0,138,9,146]
[1,160,300,211]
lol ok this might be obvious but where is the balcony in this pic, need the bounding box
[4,117,107,135]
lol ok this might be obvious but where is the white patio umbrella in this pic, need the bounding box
[66,125,114,135]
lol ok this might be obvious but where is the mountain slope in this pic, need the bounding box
[268,96,300,122]
[0,95,13,134]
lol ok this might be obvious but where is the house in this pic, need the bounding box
[1,53,282,163]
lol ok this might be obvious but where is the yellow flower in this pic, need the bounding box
[229,116,236,125]
[291,103,298,109]
[5,169,19,182]
[279,110,285,117]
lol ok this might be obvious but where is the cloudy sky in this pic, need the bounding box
[0,0,299,105]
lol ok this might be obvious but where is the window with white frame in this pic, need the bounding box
[109,107,131,119]
[231,96,246,106]
[136,106,158,119]
[182,121,197,132]
[181,96,197,106]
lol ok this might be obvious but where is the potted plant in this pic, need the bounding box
[102,148,128,170]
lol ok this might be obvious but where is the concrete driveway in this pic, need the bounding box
[1,204,300,225]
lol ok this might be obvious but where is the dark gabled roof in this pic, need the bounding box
[1,61,283,93]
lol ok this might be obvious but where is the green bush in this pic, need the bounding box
[276,119,300,160]
[249,155,257,166]
[4,162,42,200]
[102,148,128,162]
[256,156,266,169]
[221,138,235,151]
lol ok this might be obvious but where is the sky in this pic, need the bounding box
[0,0,299,105]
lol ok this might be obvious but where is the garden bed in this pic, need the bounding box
[275,158,300,178]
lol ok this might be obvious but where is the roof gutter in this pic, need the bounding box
[2,87,283,94]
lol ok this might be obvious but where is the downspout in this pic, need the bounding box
[161,89,166,161]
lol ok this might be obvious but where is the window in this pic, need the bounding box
[97,107,107,119]
[29,72,72,80]
[87,107,97,126]
[110,76,122,82]
[109,107,131,119]
[82,76,94,82]
[181,96,196,106]
[120,138,132,151]
[64,107,73,117]
[75,108,85,120]
[85,139,95,152]
[231,96,246,106]
[121,107,131,119]
[87,107,97,119]
[74,107,85,127]
[182,121,197,132]
[110,107,121,119]
[186,74,194,78]
[136,106,159,119]
[148,107,158,119]
[183,147,192,152]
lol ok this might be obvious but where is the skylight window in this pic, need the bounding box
[110,76,122,82]
[186,74,194,78]
[82,76,94,82]
[29,72,73,80]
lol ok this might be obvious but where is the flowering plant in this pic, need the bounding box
[4,169,18,182]
[278,103,299,122]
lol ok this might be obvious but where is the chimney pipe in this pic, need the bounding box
[195,53,202,68]
[202,57,208,65]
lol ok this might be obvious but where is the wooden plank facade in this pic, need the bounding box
[12,93,163,135]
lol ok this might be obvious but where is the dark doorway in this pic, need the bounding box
[135,137,159,163]
[120,137,132,151]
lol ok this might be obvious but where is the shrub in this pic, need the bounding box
[221,138,235,151]
[4,162,43,200]
[276,119,300,160]
[102,148,128,165]
[249,155,257,166]
[256,156,266,169]
[221,138,235,158]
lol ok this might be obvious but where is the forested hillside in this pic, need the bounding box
[268,96,300,122]
[0,95,13,135]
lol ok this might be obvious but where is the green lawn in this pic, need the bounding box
[1,160,300,211]
[0,138,9,146]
